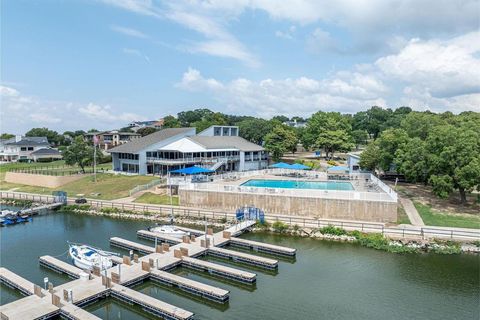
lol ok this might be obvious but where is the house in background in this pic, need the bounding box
[347,153,362,173]
[84,131,141,150]
[127,119,164,132]
[0,136,61,162]
[108,125,268,175]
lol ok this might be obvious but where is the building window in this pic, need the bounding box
[20,147,27,151]
[28,147,34,151]
[353,165,359,171]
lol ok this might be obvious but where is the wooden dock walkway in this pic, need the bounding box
[39,255,85,279]
[150,269,229,303]
[229,237,297,256]
[2,219,295,319]
[20,202,62,215]
[208,247,278,269]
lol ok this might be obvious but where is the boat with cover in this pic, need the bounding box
[148,224,190,239]
[68,242,118,270]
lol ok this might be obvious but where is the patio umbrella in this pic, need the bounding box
[289,163,310,170]
[269,162,292,169]
[169,166,215,175]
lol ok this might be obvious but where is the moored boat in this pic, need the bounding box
[148,224,190,239]
[68,242,117,270]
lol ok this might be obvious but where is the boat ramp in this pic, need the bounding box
[0,220,296,319]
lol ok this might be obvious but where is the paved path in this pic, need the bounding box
[399,197,425,226]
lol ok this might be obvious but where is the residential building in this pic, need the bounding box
[127,119,164,132]
[108,125,268,175]
[283,119,307,128]
[347,153,362,173]
[0,136,61,162]
[84,131,141,150]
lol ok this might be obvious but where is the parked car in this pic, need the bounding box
[75,198,87,204]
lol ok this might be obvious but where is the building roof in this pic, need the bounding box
[189,136,264,152]
[6,137,49,146]
[30,148,62,156]
[108,128,193,153]
[85,131,140,136]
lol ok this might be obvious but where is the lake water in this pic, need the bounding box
[1,211,479,319]
[241,179,354,190]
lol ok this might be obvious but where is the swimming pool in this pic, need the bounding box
[241,179,354,190]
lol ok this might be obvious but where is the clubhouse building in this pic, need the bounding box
[108,125,268,175]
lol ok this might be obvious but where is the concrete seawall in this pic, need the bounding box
[5,172,88,188]
[179,189,397,223]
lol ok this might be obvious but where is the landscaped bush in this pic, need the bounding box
[327,160,337,166]
[256,220,271,230]
[0,198,33,207]
[320,225,347,236]
[63,204,91,211]
[272,221,289,233]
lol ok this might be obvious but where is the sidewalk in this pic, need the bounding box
[399,197,425,226]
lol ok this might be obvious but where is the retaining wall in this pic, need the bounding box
[5,172,88,188]
[179,189,397,223]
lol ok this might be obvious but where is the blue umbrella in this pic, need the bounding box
[169,166,215,175]
[269,162,292,169]
[290,163,310,170]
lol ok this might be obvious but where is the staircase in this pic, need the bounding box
[209,160,226,171]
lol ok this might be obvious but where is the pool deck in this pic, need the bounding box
[214,174,374,193]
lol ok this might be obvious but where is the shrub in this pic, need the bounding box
[63,204,91,211]
[256,220,271,230]
[327,160,337,166]
[272,221,289,233]
[320,225,347,236]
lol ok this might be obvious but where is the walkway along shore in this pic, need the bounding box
[1,191,479,245]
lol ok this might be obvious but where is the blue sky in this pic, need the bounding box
[1,0,479,133]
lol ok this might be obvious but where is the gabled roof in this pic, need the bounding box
[6,137,49,146]
[189,136,263,152]
[108,128,193,153]
[30,148,62,156]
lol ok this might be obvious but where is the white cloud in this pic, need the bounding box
[275,26,296,40]
[122,48,151,63]
[79,103,146,123]
[176,68,387,117]
[99,0,161,18]
[110,25,149,39]
[177,31,480,117]
[376,31,480,98]
[0,85,149,133]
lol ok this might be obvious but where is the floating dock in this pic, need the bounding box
[208,247,278,269]
[111,285,194,320]
[228,237,297,257]
[182,257,256,284]
[20,202,62,216]
[110,237,155,254]
[150,269,229,303]
[2,219,296,319]
[39,255,84,279]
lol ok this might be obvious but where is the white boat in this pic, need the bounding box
[0,210,17,218]
[148,225,190,239]
[68,243,117,271]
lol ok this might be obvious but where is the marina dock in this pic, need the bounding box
[20,202,63,216]
[229,237,297,256]
[1,219,296,319]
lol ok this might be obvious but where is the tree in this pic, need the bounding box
[264,125,298,161]
[63,136,94,173]
[119,127,134,133]
[425,125,480,204]
[237,118,273,144]
[400,111,445,139]
[162,115,181,128]
[358,142,380,171]
[271,115,289,123]
[395,137,429,184]
[375,128,409,171]
[0,133,15,139]
[137,127,157,136]
[303,111,353,157]
[177,108,214,127]
[351,129,368,149]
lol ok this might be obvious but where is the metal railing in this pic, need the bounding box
[180,182,397,202]
[129,179,163,196]
[146,156,240,165]
[1,191,479,240]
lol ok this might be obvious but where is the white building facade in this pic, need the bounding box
[109,126,268,175]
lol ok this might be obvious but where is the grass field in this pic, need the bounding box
[396,206,411,225]
[414,202,480,229]
[134,192,179,205]
[0,173,157,200]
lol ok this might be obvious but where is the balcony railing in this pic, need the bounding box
[146,156,240,165]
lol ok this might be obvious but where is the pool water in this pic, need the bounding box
[241,179,354,190]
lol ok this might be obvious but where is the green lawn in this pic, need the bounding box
[1,173,157,200]
[396,206,411,224]
[134,192,179,206]
[414,202,480,229]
